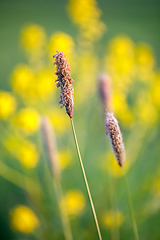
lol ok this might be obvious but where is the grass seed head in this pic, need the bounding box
[53,51,74,118]
[106,113,125,167]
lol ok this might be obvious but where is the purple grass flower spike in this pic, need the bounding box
[106,112,125,167]
[53,51,74,118]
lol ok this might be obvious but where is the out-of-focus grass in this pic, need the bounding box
[0,0,160,240]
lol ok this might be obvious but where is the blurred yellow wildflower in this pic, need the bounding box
[11,64,35,98]
[20,24,46,51]
[49,32,74,62]
[36,69,56,99]
[15,108,40,134]
[135,92,158,126]
[101,152,130,178]
[152,71,160,108]
[75,51,98,105]
[62,190,86,216]
[102,210,124,228]
[10,205,40,233]
[113,91,126,113]
[12,65,56,101]
[4,135,21,154]
[17,141,39,168]
[136,43,155,69]
[136,43,155,82]
[113,91,134,127]
[109,36,135,57]
[0,91,16,119]
[106,36,135,78]
[67,0,106,41]
[48,107,70,134]
[59,150,73,169]
[105,36,136,104]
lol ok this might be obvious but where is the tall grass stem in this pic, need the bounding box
[40,134,73,240]
[0,160,38,191]
[70,118,102,240]
[54,181,73,240]
[123,168,139,240]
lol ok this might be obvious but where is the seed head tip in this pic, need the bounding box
[53,51,74,118]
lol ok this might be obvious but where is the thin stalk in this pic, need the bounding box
[110,176,120,240]
[40,132,73,240]
[70,118,102,240]
[54,181,73,240]
[123,168,139,240]
[0,160,39,191]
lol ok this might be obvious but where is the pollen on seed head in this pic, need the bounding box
[53,51,74,118]
[106,112,125,167]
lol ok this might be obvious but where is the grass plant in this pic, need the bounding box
[123,168,139,240]
[71,118,103,240]
[41,116,73,240]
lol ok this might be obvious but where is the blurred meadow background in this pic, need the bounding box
[0,0,160,239]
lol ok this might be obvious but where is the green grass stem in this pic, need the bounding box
[0,160,39,191]
[40,128,73,240]
[123,168,139,240]
[54,181,73,240]
[70,118,102,240]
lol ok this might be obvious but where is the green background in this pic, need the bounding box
[0,0,160,239]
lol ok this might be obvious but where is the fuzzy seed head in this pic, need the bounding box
[53,51,74,118]
[106,113,125,167]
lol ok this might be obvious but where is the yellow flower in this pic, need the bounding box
[11,64,35,98]
[136,43,155,69]
[4,135,20,154]
[113,91,126,113]
[106,36,135,79]
[109,36,135,57]
[101,152,130,178]
[152,72,160,108]
[59,150,73,169]
[15,108,40,134]
[10,205,40,233]
[67,0,106,41]
[20,24,46,51]
[136,43,155,82]
[36,69,56,99]
[12,66,55,101]
[17,141,39,168]
[105,36,136,101]
[75,52,98,105]
[48,32,75,63]
[137,102,157,125]
[68,0,100,25]
[113,91,134,127]
[62,190,86,216]
[0,91,16,119]
[102,210,124,228]
[108,56,135,78]
[48,107,70,134]
[135,92,158,126]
